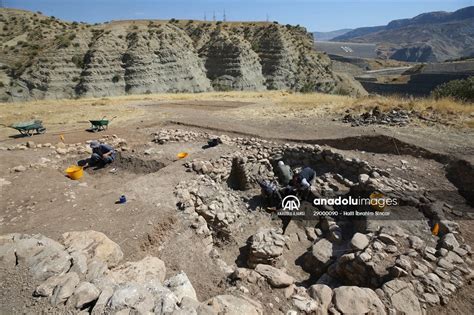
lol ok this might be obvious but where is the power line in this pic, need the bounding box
[212,11,216,22]
[223,9,226,22]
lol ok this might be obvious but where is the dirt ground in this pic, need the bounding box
[0,95,473,313]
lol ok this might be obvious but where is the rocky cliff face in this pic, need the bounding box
[332,6,474,62]
[0,9,365,101]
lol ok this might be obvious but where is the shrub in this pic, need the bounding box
[71,55,84,68]
[0,81,4,88]
[300,82,316,93]
[431,76,474,102]
[112,74,120,83]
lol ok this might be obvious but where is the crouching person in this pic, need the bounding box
[83,141,116,168]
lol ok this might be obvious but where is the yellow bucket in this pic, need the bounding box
[65,165,83,180]
[177,152,189,159]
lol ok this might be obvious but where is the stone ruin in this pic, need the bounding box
[168,128,473,314]
[2,128,472,314]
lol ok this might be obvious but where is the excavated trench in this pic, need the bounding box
[113,154,168,174]
[223,143,464,289]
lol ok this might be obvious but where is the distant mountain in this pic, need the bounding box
[312,29,352,41]
[330,26,385,42]
[331,6,474,62]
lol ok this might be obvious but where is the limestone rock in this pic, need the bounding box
[382,280,422,315]
[307,284,332,315]
[50,272,80,305]
[332,286,386,315]
[350,233,370,251]
[110,256,166,284]
[440,233,459,250]
[108,283,156,314]
[68,282,101,309]
[164,271,197,302]
[204,295,263,315]
[255,264,295,288]
[62,230,124,267]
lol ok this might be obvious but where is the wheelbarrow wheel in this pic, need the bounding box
[37,127,46,134]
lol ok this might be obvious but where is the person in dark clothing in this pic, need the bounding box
[257,179,282,208]
[293,167,316,189]
[83,141,116,168]
[292,167,316,201]
[258,179,294,234]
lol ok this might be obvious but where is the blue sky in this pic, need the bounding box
[4,0,473,31]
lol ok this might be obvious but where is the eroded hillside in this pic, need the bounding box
[0,9,365,101]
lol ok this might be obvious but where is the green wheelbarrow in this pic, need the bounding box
[10,120,46,136]
[87,116,116,132]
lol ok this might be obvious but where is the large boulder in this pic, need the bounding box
[62,231,123,268]
[255,264,295,288]
[164,271,197,302]
[1,234,71,281]
[204,295,263,315]
[50,272,81,305]
[333,286,386,315]
[382,280,422,315]
[307,284,332,315]
[67,281,101,309]
[108,283,156,314]
[109,256,166,284]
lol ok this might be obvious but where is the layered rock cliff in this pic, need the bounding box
[0,9,365,101]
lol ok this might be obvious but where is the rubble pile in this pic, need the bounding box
[247,228,288,268]
[175,176,247,238]
[342,107,411,127]
[152,129,211,144]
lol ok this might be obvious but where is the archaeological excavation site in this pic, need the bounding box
[1,2,474,315]
[1,125,473,314]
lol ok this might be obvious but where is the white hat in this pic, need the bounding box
[278,161,284,166]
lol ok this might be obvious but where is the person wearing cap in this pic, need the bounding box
[85,141,116,168]
[275,160,293,186]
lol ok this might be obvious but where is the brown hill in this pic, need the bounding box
[0,9,366,102]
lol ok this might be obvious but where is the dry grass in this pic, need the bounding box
[1,91,472,131]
